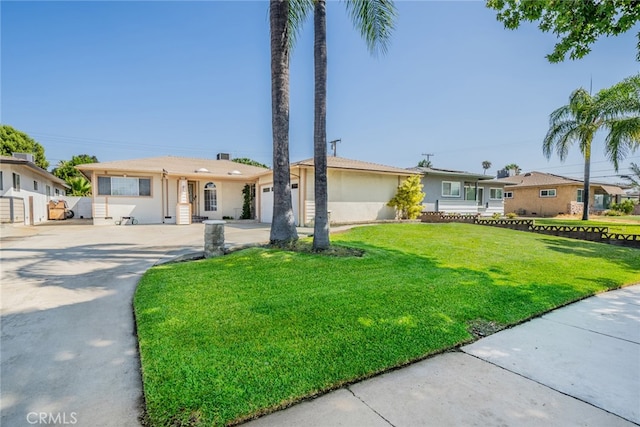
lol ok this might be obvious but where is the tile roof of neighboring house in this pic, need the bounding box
[495,171,624,194]
[409,166,491,181]
[0,155,69,188]
[76,156,270,180]
[292,156,415,175]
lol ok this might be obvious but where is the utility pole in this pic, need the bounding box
[421,153,434,163]
[329,139,341,157]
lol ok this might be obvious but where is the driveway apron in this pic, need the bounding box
[0,223,269,427]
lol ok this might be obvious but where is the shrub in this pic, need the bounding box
[387,175,425,219]
[506,212,517,219]
[492,212,502,220]
[604,210,624,216]
[610,199,636,215]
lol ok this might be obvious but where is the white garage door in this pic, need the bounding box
[260,184,298,225]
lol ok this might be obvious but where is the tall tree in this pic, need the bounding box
[482,160,492,174]
[622,162,640,188]
[543,74,640,220]
[417,159,433,168]
[269,0,299,245]
[487,0,640,63]
[504,163,521,175]
[52,154,99,182]
[310,0,397,250]
[0,125,49,169]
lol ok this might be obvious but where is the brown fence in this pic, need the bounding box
[421,212,640,249]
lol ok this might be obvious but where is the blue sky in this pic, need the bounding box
[2,1,639,182]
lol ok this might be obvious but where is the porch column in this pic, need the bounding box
[176,178,192,225]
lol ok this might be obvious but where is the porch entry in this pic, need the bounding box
[188,181,198,217]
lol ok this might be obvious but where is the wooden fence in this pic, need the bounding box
[420,212,640,249]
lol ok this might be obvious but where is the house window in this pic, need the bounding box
[12,173,20,191]
[540,189,556,198]
[489,188,503,200]
[504,191,513,199]
[33,181,39,191]
[577,189,583,203]
[464,186,477,201]
[442,181,461,197]
[46,185,51,196]
[97,176,151,196]
[0,171,3,190]
[55,188,60,196]
[204,182,217,211]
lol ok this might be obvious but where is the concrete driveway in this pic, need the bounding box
[0,221,273,427]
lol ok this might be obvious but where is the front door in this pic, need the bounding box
[188,181,198,216]
[477,188,484,206]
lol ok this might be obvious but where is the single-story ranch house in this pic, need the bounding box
[494,171,625,216]
[77,155,416,226]
[409,166,505,216]
[256,156,415,226]
[1,154,69,224]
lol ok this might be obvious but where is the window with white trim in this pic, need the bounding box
[504,191,513,199]
[577,189,583,203]
[33,180,39,191]
[0,171,3,190]
[489,188,503,200]
[204,182,217,211]
[442,181,461,197]
[46,185,51,196]
[97,176,151,196]
[540,189,556,198]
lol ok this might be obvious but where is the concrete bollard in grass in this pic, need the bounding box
[203,220,226,258]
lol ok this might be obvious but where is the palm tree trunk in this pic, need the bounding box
[582,141,591,221]
[312,0,330,250]
[270,0,298,244]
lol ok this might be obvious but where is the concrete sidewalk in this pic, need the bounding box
[245,285,640,427]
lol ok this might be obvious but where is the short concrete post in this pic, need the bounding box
[203,220,226,258]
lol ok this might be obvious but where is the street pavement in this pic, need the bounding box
[1,221,638,427]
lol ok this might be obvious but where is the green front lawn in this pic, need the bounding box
[534,216,640,234]
[134,223,640,426]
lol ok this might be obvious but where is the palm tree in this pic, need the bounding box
[482,160,492,175]
[504,163,521,175]
[269,0,298,245]
[68,176,91,196]
[543,74,640,220]
[622,162,640,188]
[310,0,397,250]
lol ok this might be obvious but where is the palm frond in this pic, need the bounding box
[543,120,580,161]
[604,116,640,171]
[344,0,397,56]
[288,0,314,48]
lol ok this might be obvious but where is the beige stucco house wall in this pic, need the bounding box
[257,156,414,226]
[0,154,69,225]
[77,156,267,225]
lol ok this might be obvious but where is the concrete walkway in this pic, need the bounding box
[245,285,640,427]
[0,221,276,427]
[2,221,638,426]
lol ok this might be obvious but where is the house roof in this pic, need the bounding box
[291,156,415,176]
[494,171,624,194]
[0,155,69,188]
[409,166,491,181]
[76,155,270,180]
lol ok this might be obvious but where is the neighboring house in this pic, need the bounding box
[410,166,505,216]
[494,171,624,217]
[76,155,268,225]
[256,156,415,226]
[0,153,69,224]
